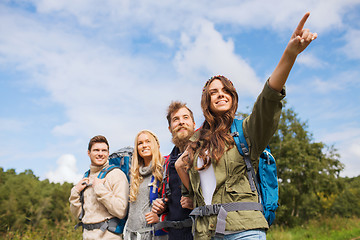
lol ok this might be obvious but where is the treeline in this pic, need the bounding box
[0,168,75,234]
[268,106,360,226]
[1,104,360,235]
[239,103,360,226]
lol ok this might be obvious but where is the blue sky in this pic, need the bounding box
[1,0,359,183]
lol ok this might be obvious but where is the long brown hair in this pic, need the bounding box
[191,75,238,170]
[129,130,164,202]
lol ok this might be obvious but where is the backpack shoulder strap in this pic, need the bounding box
[161,155,171,199]
[78,169,91,221]
[97,165,120,179]
[83,169,90,178]
[78,166,120,222]
[230,118,248,155]
[230,119,259,194]
[163,155,170,175]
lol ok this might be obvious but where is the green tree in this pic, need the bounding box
[0,168,76,234]
[331,176,360,217]
[237,102,344,226]
[269,106,344,226]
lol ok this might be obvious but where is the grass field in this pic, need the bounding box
[267,216,360,240]
[2,216,360,239]
[2,220,82,240]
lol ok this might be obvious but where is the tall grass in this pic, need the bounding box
[267,216,360,240]
[2,220,82,240]
[2,216,360,239]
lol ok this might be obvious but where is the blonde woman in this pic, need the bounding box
[124,130,167,240]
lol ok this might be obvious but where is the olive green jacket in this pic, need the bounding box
[187,80,285,239]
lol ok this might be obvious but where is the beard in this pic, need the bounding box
[171,125,194,151]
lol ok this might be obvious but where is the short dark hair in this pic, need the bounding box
[88,135,109,151]
[166,101,194,126]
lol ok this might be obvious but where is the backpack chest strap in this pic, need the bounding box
[189,202,263,235]
[79,218,120,232]
[153,218,193,231]
[125,226,155,240]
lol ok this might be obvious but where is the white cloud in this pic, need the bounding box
[321,127,360,144]
[45,154,83,184]
[297,53,325,69]
[289,69,359,97]
[0,118,25,132]
[0,4,176,137]
[341,28,360,59]
[316,71,359,93]
[208,0,359,34]
[1,0,360,180]
[311,77,342,94]
[174,18,262,97]
[339,140,360,178]
[25,0,360,34]
[319,126,360,178]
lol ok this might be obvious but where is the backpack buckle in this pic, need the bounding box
[200,204,221,216]
[212,204,221,215]
[230,132,239,137]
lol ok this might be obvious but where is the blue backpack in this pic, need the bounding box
[108,146,133,182]
[75,147,133,234]
[231,118,279,226]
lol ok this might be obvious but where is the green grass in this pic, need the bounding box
[2,216,360,240]
[267,216,360,240]
[1,220,82,240]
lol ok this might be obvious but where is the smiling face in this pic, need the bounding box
[168,107,195,150]
[137,132,153,166]
[208,79,233,115]
[88,142,109,167]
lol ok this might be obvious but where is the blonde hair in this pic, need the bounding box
[129,130,164,202]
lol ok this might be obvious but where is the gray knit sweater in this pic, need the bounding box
[124,164,168,240]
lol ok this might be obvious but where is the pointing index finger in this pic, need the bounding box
[296,12,310,32]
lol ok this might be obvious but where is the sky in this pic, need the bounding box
[1,0,359,184]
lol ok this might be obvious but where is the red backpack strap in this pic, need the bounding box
[161,155,171,199]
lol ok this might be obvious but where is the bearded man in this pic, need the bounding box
[152,101,195,240]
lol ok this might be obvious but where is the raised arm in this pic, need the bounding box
[269,12,317,92]
[175,148,191,191]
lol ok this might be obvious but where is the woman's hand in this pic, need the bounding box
[269,12,318,92]
[145,211,160,224]
[152,198,167,214]
[286,12,318,56]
